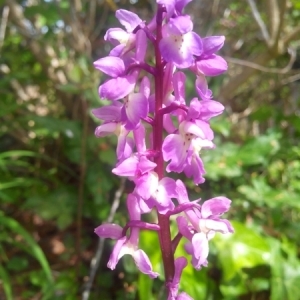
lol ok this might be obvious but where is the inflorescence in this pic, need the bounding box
[92,2,233,299]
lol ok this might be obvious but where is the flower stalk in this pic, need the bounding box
[92,1,234,298]
[154,4,175,284]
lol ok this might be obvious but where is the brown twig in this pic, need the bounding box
[224,46,296,74]
[246,0,270,43]
[0,5,9,51]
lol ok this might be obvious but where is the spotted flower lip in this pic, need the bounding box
[159,15,203,68]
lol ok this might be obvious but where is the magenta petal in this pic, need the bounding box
[133,124,146,152]
[155,200,175,214]
[195,74,211,100]
[183,154,206,185]
[121,136,134,161]
[112,155,138,177]
[176,179,190,204]
[107,237,127,270]
[202,36,225,56]
[177,292,194,300]
[93,56,125,77]
[138,156,157,173]
[135,173,157,200]
[136,30,147,62]
[140,76,151,98]
[181,121,205,138]
[201,219,231,234]
[174,257,187,284]
[168,256,188,300]
[160,36,193,68]
[187,98,201,119]
[109,44,126,56]
[159,177,177,198]
[173,72,186,103]
[185,32,203,56]
[94,224,123,239]
[92,104,121,121]
[116,9,142,32]
[191,232,209,269]
[137,195,152,214]
[176,216,193,240]
[125,93,148,130]
[116,129,130,160]
[175,0,193,13]
[162,134,186,172]
[197,100,224,120]
[219,219,234,233]
[196,54,228,76]
[194,120,214,140]
[127,193,141,221]
[157,0,176,17]
[168,16,193,35]
[156,179,176,208]
[163,63,175,100]
[133,249,159,278]
[95,122,117,137]
[201,197,231,218]
[163,114,177,133]
[104,28,128,44]
[99,75,136,101]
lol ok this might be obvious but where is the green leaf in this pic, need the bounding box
[238,177,300,209]
[270,238,300,300]
[0,263,13,300]
[213,221,271,282]
[6,256,29,271]
[0,213,53,283]
[236,133,280,166]
[24,187,76,229]
[138,274,155,300]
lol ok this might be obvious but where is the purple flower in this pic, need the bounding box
[162,120,214,184]
[159,16,202,68]
[157,0,193,19]
[177,216,209,269]
[92,104,134,161]
[92,2,232,297]
[112,154,156,178]
[175,180,233,269]
[135,172,177,214]
[105,9,144,57]
[192,36,228,99]
[187,98,224,121]
[94,56,138,101]
[167,257,194,300]
[120,77,149,130]
[95,194,159,278]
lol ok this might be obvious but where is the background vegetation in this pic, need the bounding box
[1,0,300,299]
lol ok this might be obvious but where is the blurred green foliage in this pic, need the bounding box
[1,0,300,299]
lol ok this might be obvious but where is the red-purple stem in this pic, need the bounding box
[153,4,175,286]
